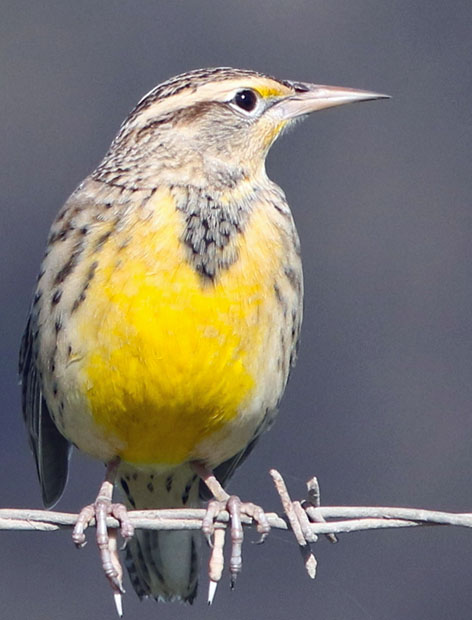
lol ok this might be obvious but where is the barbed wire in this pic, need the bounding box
[2,468,472,610]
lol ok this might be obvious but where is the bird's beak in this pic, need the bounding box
[269,83,390,120]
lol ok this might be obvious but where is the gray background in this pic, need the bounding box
[2,1,472,619]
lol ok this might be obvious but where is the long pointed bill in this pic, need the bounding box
[269,84,390,120]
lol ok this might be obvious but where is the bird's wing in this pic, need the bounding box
[19,314,71,508]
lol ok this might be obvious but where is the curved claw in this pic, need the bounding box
[73,498,133,595]
[72,504,95,547]
[202,499,222,546]
[72,458,134,614]
[201,493,271,589]
[193,461,271,596]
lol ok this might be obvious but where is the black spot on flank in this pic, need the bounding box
[52,383,58,396]
[49,225,74,244]
[51,289,62,306]
[33,290,42,305]
[132,473,138,481]
[67,344,72,356]
[121,477,130,496]
[71,261,98,313]
[71,292,86,313]
[147,481,154,493]
[95,231,112,251]
[274,283,289,316]
[284,266,301,293]
[67,205,82,219]
[274,283,282,302]
[54,318,62,333]
[56,209,67,222]
[165,475,173,492]
[118,238,130,251]
[280,328,286,352]
[80,226,88,235]
[53,247,82,285]
[120,477,136,507]
[87,261,98,281]
[182,478,195,505]
[270,197,291,217]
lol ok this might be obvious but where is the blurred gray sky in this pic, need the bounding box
[2,1,472,619]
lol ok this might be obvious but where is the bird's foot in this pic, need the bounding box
[72,500,134,589]
[191,461,270,601]
[72,459,134,616]
[202,495,270,587]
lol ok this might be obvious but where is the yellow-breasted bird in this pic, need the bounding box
[19,67,387,609]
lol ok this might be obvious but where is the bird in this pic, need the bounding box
[19,67,388,611]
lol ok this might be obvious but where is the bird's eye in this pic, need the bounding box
[233,89,258,112]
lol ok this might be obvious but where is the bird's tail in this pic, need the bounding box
[117,463,201,603]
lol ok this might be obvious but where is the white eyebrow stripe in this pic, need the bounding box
[125,77,291,131]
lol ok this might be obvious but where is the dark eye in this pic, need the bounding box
[233,89,258,112]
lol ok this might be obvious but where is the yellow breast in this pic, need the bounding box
[75,187,283,465]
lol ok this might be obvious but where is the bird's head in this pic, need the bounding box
[95,67,388,190]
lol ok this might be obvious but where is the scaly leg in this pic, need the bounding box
[192,461,270,595]
[72,458,134,615]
